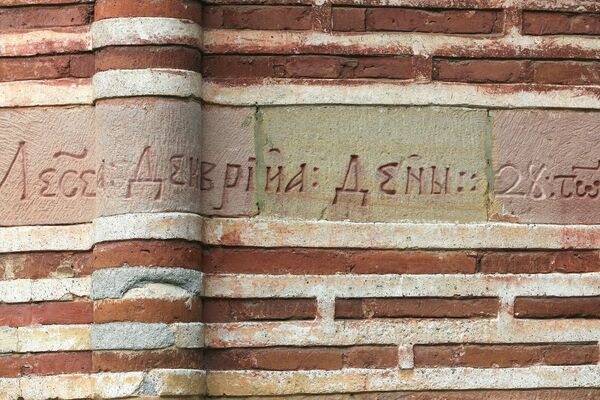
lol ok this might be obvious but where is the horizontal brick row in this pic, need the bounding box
[434,59,600,85]
[514,297,600,319]
[523,11,600,35]
[0,251,91,279]
[0,240,202,280]
[336,298,499,319]
[95,0,202,23]
[205,247,600,274]
[94,298,202,323]
[332,7,503,34]
[204,5,600,37]
[204,248,476,274]
[414,343,599,368]
[0,352,91,377]
[203,55,413,80]
[0,301,91,326]
[93,240,202,270]
[0,349,203,377]
[96,46,202,73]
[203,298,317,323]
[0,4,93,29]
[0,54,93,82]
[93,349,203,372]
[205,346,398,370]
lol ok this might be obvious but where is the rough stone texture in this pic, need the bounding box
[492,110,600,224]
[95,97,202,217]
[91,322,175,350]
[256,106,489,223]
[91,267,202,300]
[0,106,95,226]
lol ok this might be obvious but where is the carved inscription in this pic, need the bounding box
[495,161,600,201]
[0,142,96,201]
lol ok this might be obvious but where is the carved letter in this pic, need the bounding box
[80,170,96,198]
[170,155,186,185]
[39,168,57,197]
[214,163,242,210]
[266,166,284,193]
[378,162,399,195]
[0,141,27,200]
[126,146,163,200]
[59,170,79,198]
[405,166,424,195]
[285,163,307,192]
[333,155,368,206]
[431,166,450,195]
[200,161,216,191]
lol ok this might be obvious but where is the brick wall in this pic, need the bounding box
[1,0,600,399]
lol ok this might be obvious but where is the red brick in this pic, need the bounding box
[205,346,397,370]
[0,4,92,29]
[433,59,532,83]
[348,251,476,274]
[480,251,600,274]
[206,347,343,370]
[335,298,499,319]
[0,54,95,82]
[93,240,202,269]
[0,301,92,326]
[68,53,95,77]
[332,7,366,31]
[0,251,92,280]
[0,303,32,327]
[203,298,317,323]
[203,247,350,274]
[204,248,475,274]
[93,349,202,372]
[202,55,413,79]
[414,343,599,368]
[0,352,92,377]
[344,346,398,368]
[32,301,93,325]
[96,46,202,73]
[533,61,600,85]
[514,296,600,319]
[95,0,202,23]
[203,5,312,30]
[523,11,600,35]
[93,299,202,323]
[366,8,503,34]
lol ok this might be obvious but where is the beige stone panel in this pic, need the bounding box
[0,106,95,226]
[201,105,257,216]
[96,97,202,217]
[255,106,489,223]
[492,110,600,224]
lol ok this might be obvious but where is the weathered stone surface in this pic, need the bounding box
[0,106,95,226]
[91,322,174,350]
[95,97,202,217]
[255,106,489,223]
[92,267,202,300]
[492,110,600,224]
[201,104,257,217]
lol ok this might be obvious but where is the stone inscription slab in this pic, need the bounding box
[0,106,96,226]
[492,110,600,224]
[254,106,489,223]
